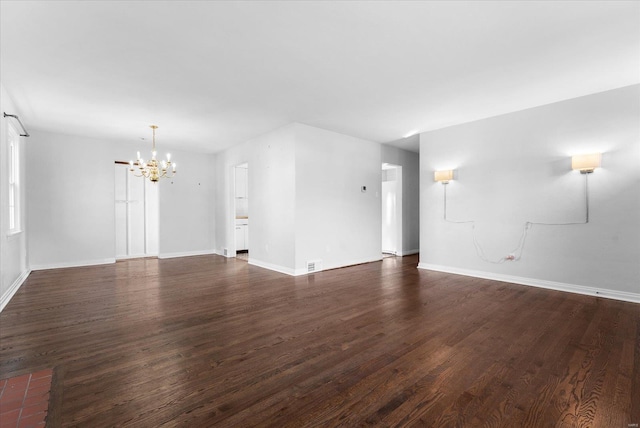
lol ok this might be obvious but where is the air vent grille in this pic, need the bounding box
[307,260,323,273]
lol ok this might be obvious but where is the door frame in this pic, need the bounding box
[232,162,249,258]
[381,163,403,255]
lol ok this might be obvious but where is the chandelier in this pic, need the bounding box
[129,125,176,182]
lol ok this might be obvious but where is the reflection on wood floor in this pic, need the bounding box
[1,254,637,426]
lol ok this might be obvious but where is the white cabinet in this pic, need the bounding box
[235,224,249,251]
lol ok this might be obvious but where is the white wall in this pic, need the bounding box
[26,131,215,268]
[213,124,297,273]
[381,145,420,255]
[28,131,118,268]
[294,123,382,273]
[0,84,29,311]
[419,85,640,302]
[158,148,215,258]
[213,122,384,275]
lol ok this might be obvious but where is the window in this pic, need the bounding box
[8,124,20,233]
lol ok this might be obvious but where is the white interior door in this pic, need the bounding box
[115,164,158,259]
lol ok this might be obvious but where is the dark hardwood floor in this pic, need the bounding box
[1,255,638,427]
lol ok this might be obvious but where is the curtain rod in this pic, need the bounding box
[3,112,30,137]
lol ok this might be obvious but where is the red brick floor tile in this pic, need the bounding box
[0,396,26,413]
[0,408,21,426]
[19,402,47,418]
[23,386,48,399]
[18,412,47,428]
[0,388,26,403]
[21,394,48,409]
[4,376,29,392]
[0,370,52,428]
[25,378,48,390]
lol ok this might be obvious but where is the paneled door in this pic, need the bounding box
[114,163,158,259]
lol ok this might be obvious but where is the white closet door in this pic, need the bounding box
[115,164,151,258]
[115,165,129,258]
[128,172,146,256]
[145,181,159,255]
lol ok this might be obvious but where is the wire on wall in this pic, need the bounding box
[443,173,590,264]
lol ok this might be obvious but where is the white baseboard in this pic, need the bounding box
[115,253,158,260]
[417,263,640,304]
[158,249,216,259]
[249,256,383,277]
[0,269,31,313]
[248,258,297,276]
[315,256,382,275]
[214,249,234,258]
[398,249,419,256]
[30,258,116,271]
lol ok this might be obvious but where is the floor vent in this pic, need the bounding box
[307,260,323,273]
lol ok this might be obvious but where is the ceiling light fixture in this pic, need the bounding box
[129,125,176,182]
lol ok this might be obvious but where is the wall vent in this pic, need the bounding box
[223,248,228,257]
[307,260,323,273]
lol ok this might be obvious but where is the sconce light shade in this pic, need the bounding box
[571,153,601,173]
[434,170,454,183]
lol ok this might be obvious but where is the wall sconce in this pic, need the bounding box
[571,153,601,174]
[434,170,454,184]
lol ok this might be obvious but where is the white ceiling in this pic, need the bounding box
[1,1,638,153]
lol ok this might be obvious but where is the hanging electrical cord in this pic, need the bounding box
[442,173,591,264]
[443,184,517,264]
[527,172,590,226]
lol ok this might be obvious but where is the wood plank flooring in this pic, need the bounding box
[0,255,638,427]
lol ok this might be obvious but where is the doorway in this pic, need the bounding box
[234,163,249,260]
[381,163,402,256]
[114,163,159,259]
